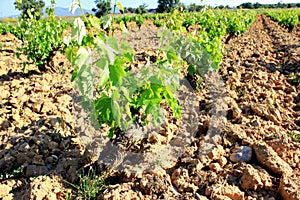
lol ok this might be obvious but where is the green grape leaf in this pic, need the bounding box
[109,58,125,86]
[95,95,112,123]
[101,15,112,30]
[119,21,128,34]
[71,66,78,82]
[111,95,121,127]
[121,41,134,63]
[166,51,178,62]
[75,46,90,69]
[106,36,119,52]
[89,15,101,29]
[96,57,109,88]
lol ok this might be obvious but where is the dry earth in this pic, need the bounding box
[0,15,299,199]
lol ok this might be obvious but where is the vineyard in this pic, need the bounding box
[0,3,299,200]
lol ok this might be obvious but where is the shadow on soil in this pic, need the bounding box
[0,69,41,82]
[0,116,91,199]
[261,15,300,74]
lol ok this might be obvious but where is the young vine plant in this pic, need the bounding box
[66,0,183,138]
[15,2,69,72]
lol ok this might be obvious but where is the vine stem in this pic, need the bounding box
[111,0,117,36]
[77,0,88,23]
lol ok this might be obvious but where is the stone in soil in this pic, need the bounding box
[253,141,292,175]
[278,169,300,200]
[229,146,253,162]
[205,183,244,200]
[240,164,273,190]
[18,175,68,200]
[171,167,198,193]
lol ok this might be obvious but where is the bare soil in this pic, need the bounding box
[0,15,299,200]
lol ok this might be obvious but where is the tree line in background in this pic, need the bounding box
[237,2,300,9]
[93,0,300,15]
[13,0,300,20]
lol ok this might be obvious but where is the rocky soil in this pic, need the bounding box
[0,15,299,199]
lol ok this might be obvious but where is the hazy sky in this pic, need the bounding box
[0,0,299,18]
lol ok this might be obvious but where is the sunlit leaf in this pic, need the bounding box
[101,15,112,30]
[119,21,128,34]
[72,18,86,45]
[96,58,109,88]
[75,47,90,69]
[109,58,125,86]
[89,15,101,29]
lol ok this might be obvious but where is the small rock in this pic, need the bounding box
[9,98,19,107]
[251,104,265,116]
[229,124,248,140]
[268,126,279,133]
[227,98,242,119]
[22,175,67,200]
[209,162,222,173]
[285,86,296,93]
[31,102,43,113]
[251,120,261,127]
[207,145,226,160]
[193,193,208,200]
[171,168,198,193]
[0,120,11,131]
[32,155,45,165]
[253,141,292,175]
[230,146,252,162]
[278,169,300,200]
[25,165,48,177]
[45,156,56,164]
[269,107,282,122]
[0,90,10,99]
[47,141,59,150]
[11,79,20,87]
[217,156,227,167]
[18,142,31,152]
[41,101,57,114]
[148,132,165,144]
[49,117,60,127]
[211,194,231,200]
[14,152,30,166]
[46,164,55,170]
[205,183,244,200]
[102,183,144,200]
[240,164,272,190]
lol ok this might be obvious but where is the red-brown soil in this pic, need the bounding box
[0,14,299,199]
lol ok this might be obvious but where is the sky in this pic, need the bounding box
[0,0,299,18]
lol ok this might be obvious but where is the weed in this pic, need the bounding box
[29,176,38,181]
[0,166,23,179]
[236,86,246,96]
[64,168,106,200]
[153,159,163,166]
[288,130,300,142]
[65,189,72,200]
[291,75,299,84]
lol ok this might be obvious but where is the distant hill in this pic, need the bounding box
[45,7,122,17]
[3,7,93,18]
[44,7,93,17]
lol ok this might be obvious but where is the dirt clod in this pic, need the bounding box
[253,141,293,175]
